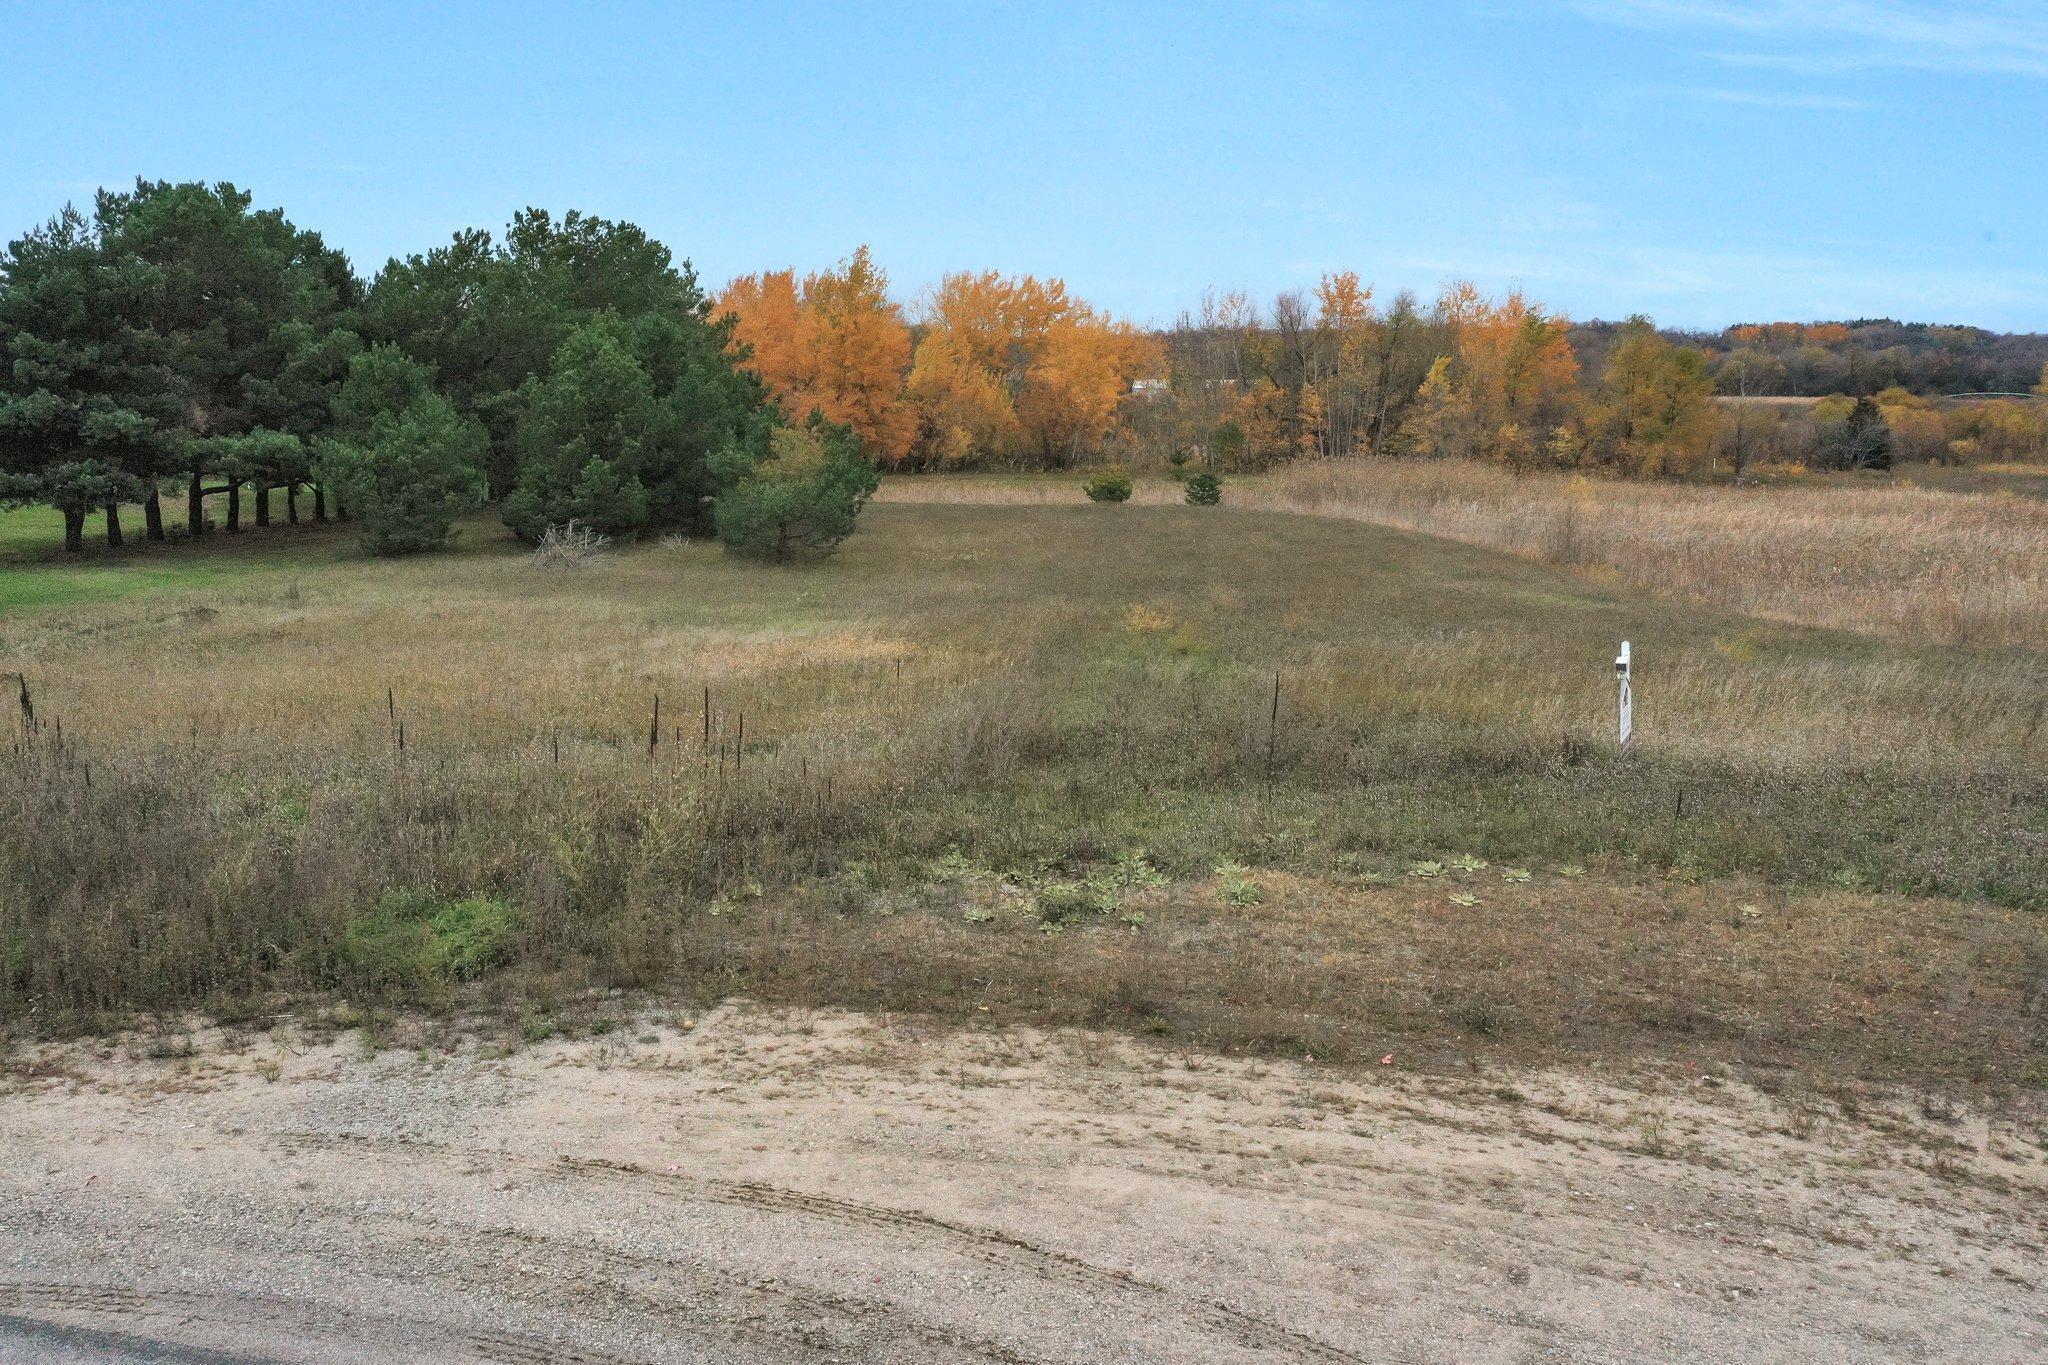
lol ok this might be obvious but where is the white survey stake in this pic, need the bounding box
[1615,640,1633,751]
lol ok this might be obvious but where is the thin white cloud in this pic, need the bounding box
[1383,240,2048,327]
[1677,87,1871,110]
[1570,0,2048,78]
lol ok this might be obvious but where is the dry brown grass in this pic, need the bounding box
[2,502,2042,1082]
[882,461,2048,648]
[717,870,2048,1085]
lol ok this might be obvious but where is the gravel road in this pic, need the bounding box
[2,1006,2043,1363]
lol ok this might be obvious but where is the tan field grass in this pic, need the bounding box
[881,461,2048,648]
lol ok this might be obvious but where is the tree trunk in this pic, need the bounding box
[144,486,166,541]
[62,507,85,552]
[254,483,271,527]
[104,502,124,547]
[226,482,241,532]
[313,484,328,522]
[286,484,300,524]
[188,474,207,536]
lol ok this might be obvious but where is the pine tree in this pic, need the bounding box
[711,418,878,562]
[315,346,487,554]
[503,312,774,541]
[502,321,656,540]
[368,209,752,498]
[0,205,175,548]
[94,180,359,535]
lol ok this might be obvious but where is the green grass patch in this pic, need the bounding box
[339,890,521,992]
[0,503,519,614]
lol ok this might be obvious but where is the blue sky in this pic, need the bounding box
[3,1,2042,330]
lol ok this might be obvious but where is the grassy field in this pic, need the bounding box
[2,481,2043,1083]
[883,459,2048,647]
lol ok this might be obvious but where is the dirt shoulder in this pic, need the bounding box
[3,1006,2045,1364]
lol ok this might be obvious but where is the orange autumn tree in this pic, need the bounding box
[1017,309,1160,464]
[911,271,1160,467]
[718,268,810,402]
[719,246,915,463]
[922,271,1073,389]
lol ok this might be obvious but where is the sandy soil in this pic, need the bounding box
[2,1006,2044,1364]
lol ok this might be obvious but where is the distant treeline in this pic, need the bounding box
[720,268,2048,478]
[1581,318,2048,400]
[6,180,2047,558]
[1115,285,2046,477]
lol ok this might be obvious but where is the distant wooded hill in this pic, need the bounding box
[1566,319,2048,398]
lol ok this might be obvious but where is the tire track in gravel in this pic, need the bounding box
[401,1216,1046,1364]
[473,1219,1048,1358]
[0,1281,632,1364]
[268,1129,1381,1364]
[7,1184,1041,1363]
[3,1204,1022,1365]
[0,1313,280,1365]
[463,1327,633,1364]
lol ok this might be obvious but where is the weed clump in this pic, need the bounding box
[1212,861,1263,907]
[1027,851,1166,928]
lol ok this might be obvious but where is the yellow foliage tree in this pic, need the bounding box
[800,247,915,462]
[1310,271,1375,457]
[1017,311,1158,465]
[1592,321,1715,475]
[905,328,1016,466]
[923,271,1072,386]
[1398,356,1462,458]
[915,271,1159,466]
[1429,283,1581,466]
[1229,378,1293,465]
[1882,404,1948,463]
[1314,270,1372,331]
[1293,382,1326,460]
